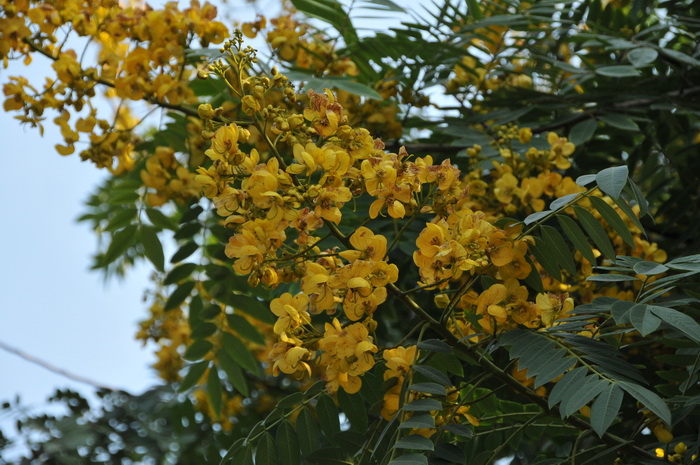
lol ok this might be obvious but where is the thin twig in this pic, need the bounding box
[0,339,116,391]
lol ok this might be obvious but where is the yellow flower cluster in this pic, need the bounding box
[1,0,226,172]
[190,34,670,394]
[140,147,202,206]
[136,299,191,383]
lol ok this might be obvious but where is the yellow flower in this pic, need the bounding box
[488,230,514,267]
[269,342,312,379]
[498,241,532,280]
[476,278,530,329]
[206,123,243,164]
[518,127,532,144]
[301,262,337,313]
[318,318,378,393]
[303,89,344,138]
[546,132,575,170]
[361,157,397,196]
[381,383,403,420]
[368,261,399,287]
[455,405,480,427]
[269,293,311,335]
[313,185,352,224]
[343,285,387,321]
[383,345,418,380]
[494,173,519,204]
[340,226,387,262]
[536,292,574,327]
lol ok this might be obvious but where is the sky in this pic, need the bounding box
[0,0,433,456]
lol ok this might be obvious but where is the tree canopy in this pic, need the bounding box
[2,0,700,464]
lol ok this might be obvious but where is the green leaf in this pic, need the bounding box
[105,208,138,232]
[220,293,275,324]
[207,367,222,417]
[174,222,202,240]
[573,206,616,259]
[627,48,658,67]
[164,281,195,310]
[226,314,265,345]
[619,382,671,425]
[404,399,443,412]
[276,420,301,465]
[648,306,700,343]
[285,71,381,100]
[413,366,451,387]
[338,389,367,432]
[146,207,178,230]
[534,355,577,389]
[666,254,700,272]
[531,236,562,281]
[613,196,646,235]
[633,261,668,276]
[596,65,640,77]
[184,339,213,361]
[611,300,634,324]
[394,435,434,451]
[595,166,629,200]
[256,432,278,465]
[590,384,623,437]
[557,215,597,264]
[589,196,635,248]
[629,304,662,336]
[164,263,197,285]
[658,48,700,67]
[417,339,452,354]
[428,353,463,377]
[399,414,435,429]
[221,332,260,374]
[179,360,208,392]
[466,0,483,19]
[586,274,638,282]
[316,394,341,436]
[290,0,358,47]
[171,241,199,264]
[388,453,428,465]
[409,383,447,396]
[217,350,249,397]
[523,255,544,293]
[102,224,138,266]
[625,180,649,220]
[278,392,304,410]
[560,376,607,417]
[361,0,406,13]
[179,204,203,223]
[524,210,552,225]
[502,330,576,389]
[442,424,473,438]
[569,119,597,145]
[548,367,587,408]
[296,407,321,456]
[541,225,577,275]
[139,226,165,272]
[576,174,596,187]
[599,114,639,131]
[550,193,581,212]
[221,438,246,465]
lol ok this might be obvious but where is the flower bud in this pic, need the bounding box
[197,103,215,120]
[653,424,673,443]
[434,294,450,309]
